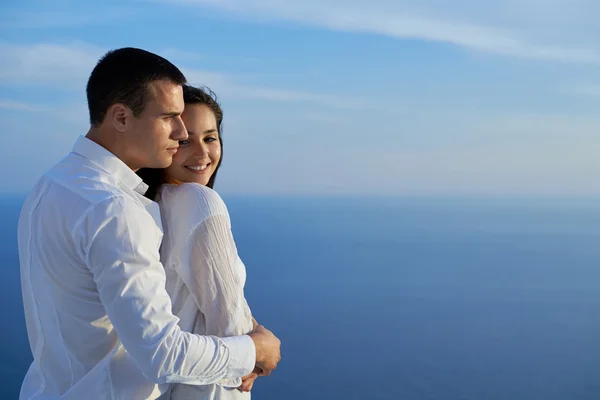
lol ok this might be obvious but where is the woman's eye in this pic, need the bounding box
[205,137,218,143]
[178,140,191,145]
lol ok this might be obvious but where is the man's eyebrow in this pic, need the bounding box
[160,111,181,117]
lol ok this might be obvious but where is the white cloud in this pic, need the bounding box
[0,98,89,126]
[216,133,600,196]
[0,8,139,29]
[0,100,49,112]
[185,69,373,110]
[0,42,103,88]
[0,42,374,110]
[158,0,600,64]
[564,84,600,97]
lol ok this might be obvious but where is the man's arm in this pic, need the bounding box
[238,316,264,392]
[81,196,279,384]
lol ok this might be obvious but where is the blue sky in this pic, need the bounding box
[1,0,600,196]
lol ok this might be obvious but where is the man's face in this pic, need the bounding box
[125,80,187,170]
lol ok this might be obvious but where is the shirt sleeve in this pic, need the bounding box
[166,185,255,387]
[80,195,255,385]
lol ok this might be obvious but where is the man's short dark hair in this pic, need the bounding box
[86,47,187,126]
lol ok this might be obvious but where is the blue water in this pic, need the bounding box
[2,195,600,399]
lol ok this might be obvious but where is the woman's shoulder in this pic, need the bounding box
[160,183,228,219]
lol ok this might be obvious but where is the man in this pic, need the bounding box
[18,47,280,400]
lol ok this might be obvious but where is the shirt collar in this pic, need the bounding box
[72,135,149,195]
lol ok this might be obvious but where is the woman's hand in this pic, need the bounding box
[238,366,262,392]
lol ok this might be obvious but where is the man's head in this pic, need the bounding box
[86,47,188,170]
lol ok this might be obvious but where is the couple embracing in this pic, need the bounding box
[18,47,281,400]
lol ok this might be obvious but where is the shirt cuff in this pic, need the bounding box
[219,334,256,386]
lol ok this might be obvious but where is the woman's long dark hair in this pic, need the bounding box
[137,85,224,200]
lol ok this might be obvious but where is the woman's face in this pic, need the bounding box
[165,103,221,186]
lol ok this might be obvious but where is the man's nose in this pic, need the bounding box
[172,116,188,140]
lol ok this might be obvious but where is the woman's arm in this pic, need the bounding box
[172,216,251,388]
[184,215,248,338]
[165,184,251,339]
[163,184,258,387]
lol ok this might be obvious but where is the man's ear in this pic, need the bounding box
[107,103,132,132]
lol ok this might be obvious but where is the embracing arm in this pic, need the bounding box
[82,196,256,385]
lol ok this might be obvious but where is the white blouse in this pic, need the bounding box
[158,183,255,400]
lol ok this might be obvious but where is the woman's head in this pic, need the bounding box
[137,85,224,199]
[166,86,223,187]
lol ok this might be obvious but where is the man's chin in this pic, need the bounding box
[152,157,173,169]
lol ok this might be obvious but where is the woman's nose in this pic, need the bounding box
[192,143,208,158]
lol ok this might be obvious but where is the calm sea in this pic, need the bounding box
[2,195,600,399]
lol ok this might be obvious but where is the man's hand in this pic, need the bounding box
[238,366,261,392]
[248,325,281,376]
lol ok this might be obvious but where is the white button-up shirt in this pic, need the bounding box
[158,183,255,400]
[18,136,255,400]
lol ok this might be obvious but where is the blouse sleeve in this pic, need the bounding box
[162,183,253,388]
[185,214,247,338]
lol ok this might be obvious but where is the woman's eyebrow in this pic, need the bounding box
[185,129,217,136]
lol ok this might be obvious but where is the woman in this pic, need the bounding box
[138,85,262,399]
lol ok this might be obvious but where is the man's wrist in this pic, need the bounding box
[221,335,256,379]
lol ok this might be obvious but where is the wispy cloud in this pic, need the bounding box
[185,68,372,110]
[157,0,600,64]
[0,42,104,88]
[0,98,89,126]
[563,84,600,97]
[0,100,49,112]
[0,8,139,29]
[0,42,374,110]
